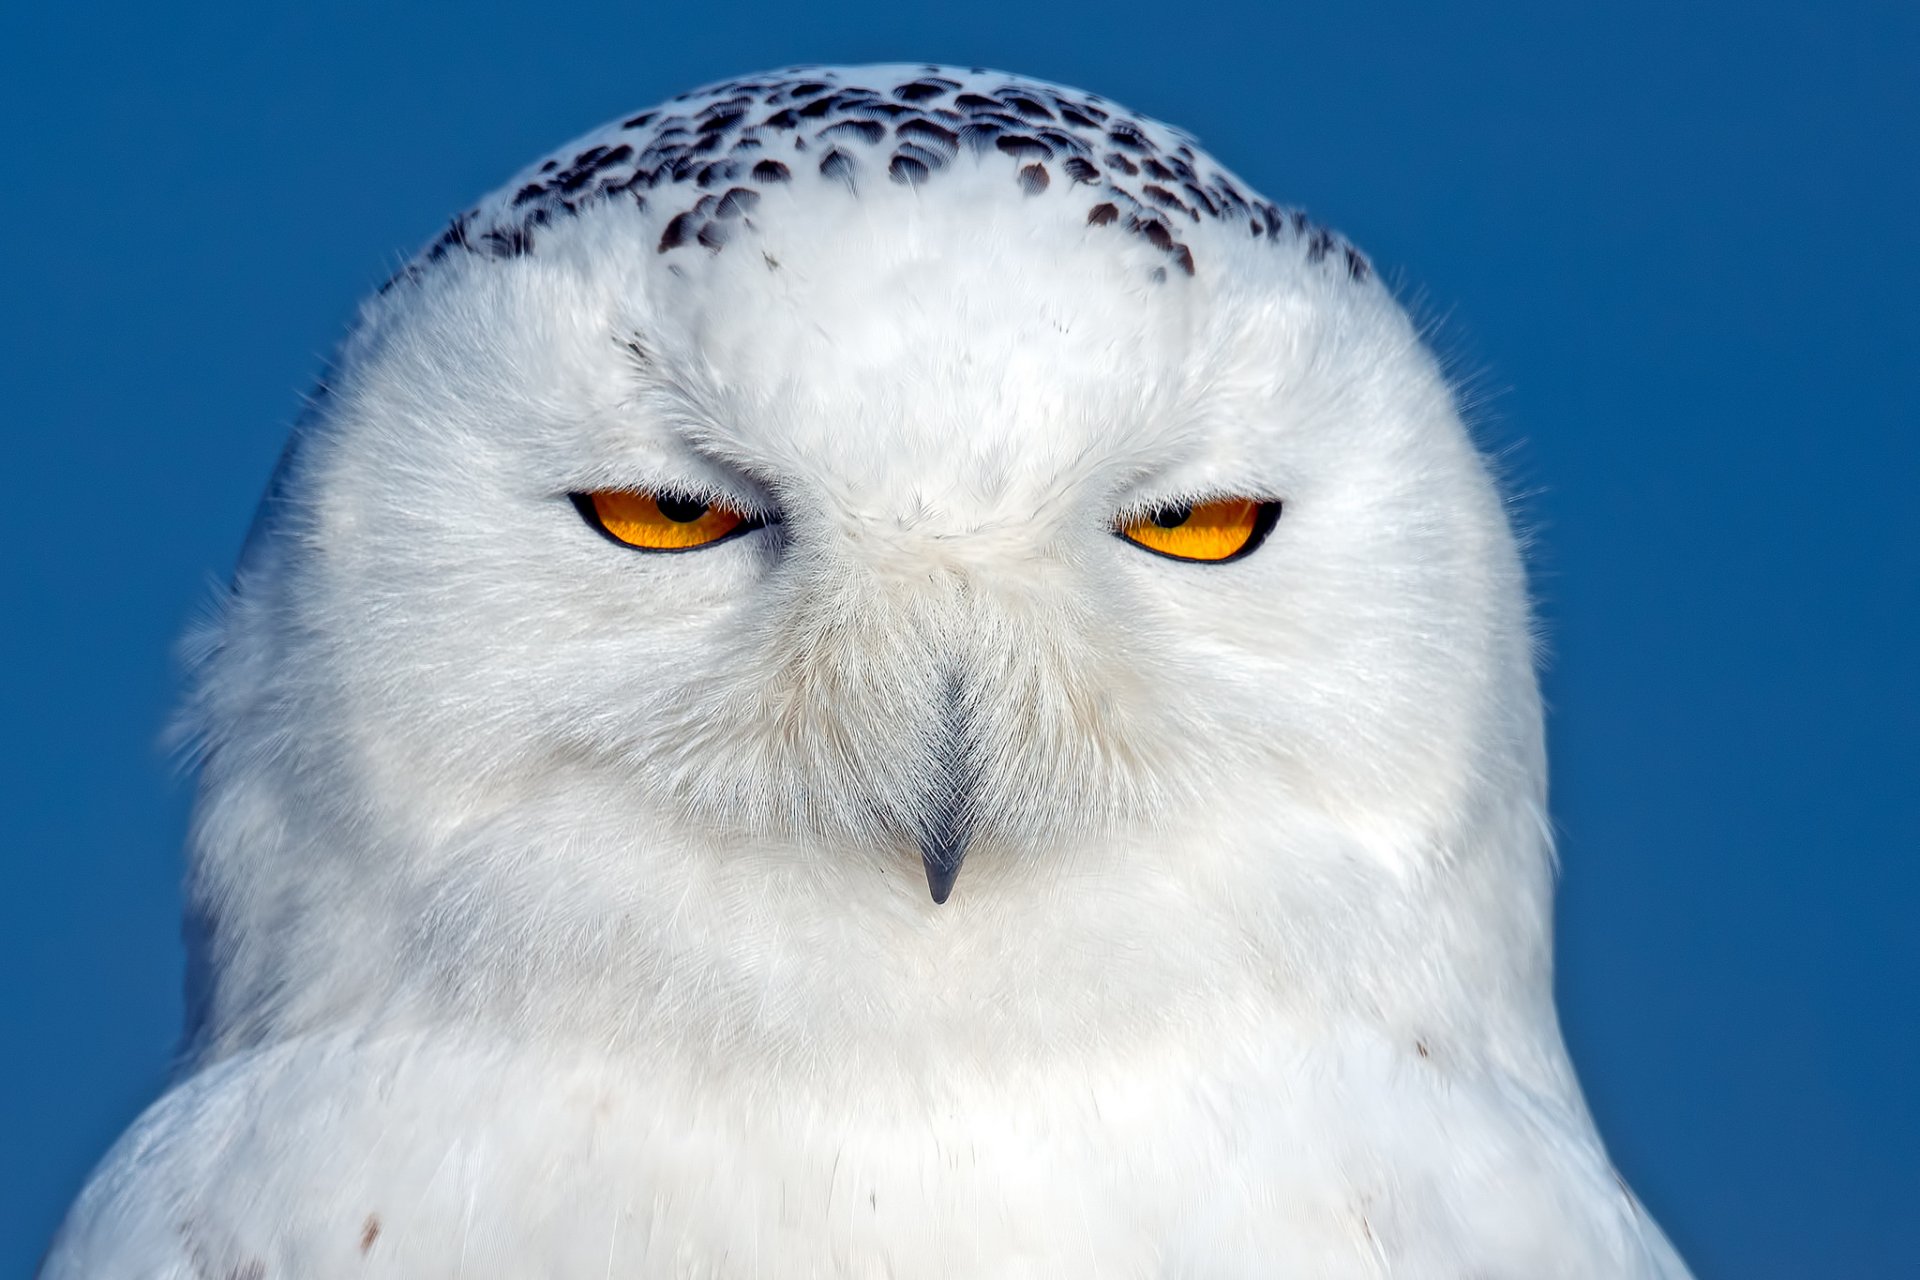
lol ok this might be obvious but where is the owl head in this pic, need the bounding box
[181,66,1551,1067]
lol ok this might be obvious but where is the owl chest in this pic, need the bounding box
[84,1029,1647,1278]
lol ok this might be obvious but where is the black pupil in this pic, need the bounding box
[656,495,709,523]
[1151,504,1192,529]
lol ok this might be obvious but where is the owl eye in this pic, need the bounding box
[1117,498,1281,563]
[572,490,764,551]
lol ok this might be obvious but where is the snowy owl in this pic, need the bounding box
[45,65,1691,1278]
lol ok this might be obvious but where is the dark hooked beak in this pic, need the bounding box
[919,799,970,905]
[917,672,975,905]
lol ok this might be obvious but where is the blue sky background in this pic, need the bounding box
[3,1,1913,1273]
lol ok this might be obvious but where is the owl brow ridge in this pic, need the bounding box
[382,65,1371,296]
[603,352,792,513]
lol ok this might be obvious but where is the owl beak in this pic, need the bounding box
[918,671,974,905]
[919,807,970,905]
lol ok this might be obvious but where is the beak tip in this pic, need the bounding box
[924,858,961,905]
[920,829,967,905]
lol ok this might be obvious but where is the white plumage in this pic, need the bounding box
[45,65,1690,1277]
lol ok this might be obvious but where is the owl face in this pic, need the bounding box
[191,69,1542,1053]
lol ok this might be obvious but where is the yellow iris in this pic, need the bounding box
[576,490,758,551]
[1118,498,1278,562]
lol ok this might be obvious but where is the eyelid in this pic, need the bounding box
[1113,489,1280,521]
[561,478,783,521]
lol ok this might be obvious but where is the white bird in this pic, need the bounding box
[45,64,1691,1278]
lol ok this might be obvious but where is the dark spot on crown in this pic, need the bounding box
[696,219,733,250]
[819,148,857,185]
[1107,122,1150,151]
[1142,157,1175,181]
[959,122,1004,152]
[1035,128,1090,156]
[1141,184,1196,219]
[820,118,885,145]
[955,92,999,110]
[715,187,760,218]
[1171,243,1195,275]
[1018,163,1049,194]
[1062,157,1099,184]
[1106,152,1139,175]
[969,109,1028,132]
[1001,94,1055,120]
[621,111,657,129]
[635,140,678,167]
[897,118,960,152]
[762,108,798,130]
[895,141,949,171]
[890,154,930,185]
[512,183,545,206]
[1087,202,1119,226]
[894,79,956,101]
[697,109,745,134]
[995,134,1051,161]
[657,211,695,252]
[1129,215,1174,251]
[751,158,790,182]
[600,174,649,203]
